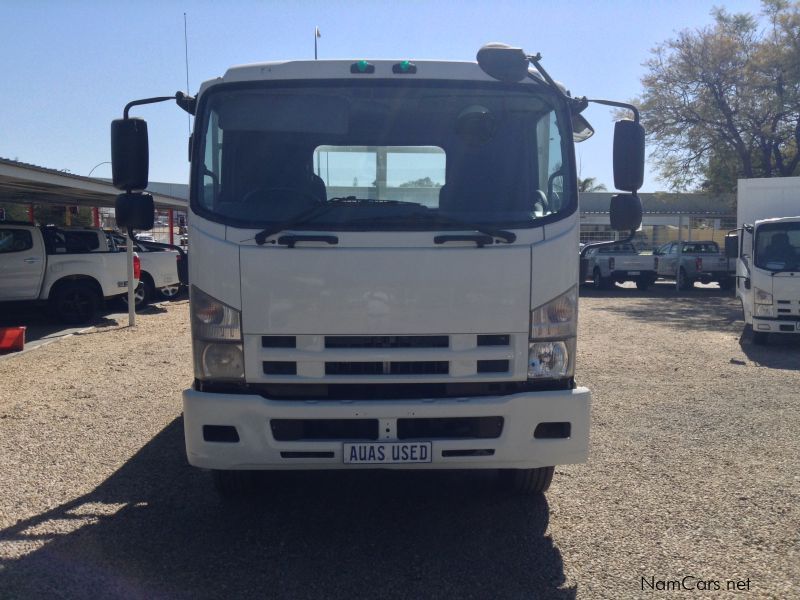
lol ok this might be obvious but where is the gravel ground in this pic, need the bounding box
[0,287,798,599]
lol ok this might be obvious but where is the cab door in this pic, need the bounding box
[0,227,45,300]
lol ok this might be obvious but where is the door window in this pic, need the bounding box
[0,229,33,254]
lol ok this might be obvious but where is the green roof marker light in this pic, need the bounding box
[350,60,375,74]
[392,60,417,74]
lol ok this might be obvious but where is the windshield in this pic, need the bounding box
[755,222,800,271]
[193,82,573,230]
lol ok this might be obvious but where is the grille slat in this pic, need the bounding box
[325,361,449,376]
[325,335,448,349]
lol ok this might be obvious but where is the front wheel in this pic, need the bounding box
[498,466,554,495]
[51,281,100,324]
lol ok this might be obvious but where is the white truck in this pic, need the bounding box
[730,176,800,344]
[0,223,136,323]
[108,44,645,496]
[106,231,184,305]
[581,241,657,290]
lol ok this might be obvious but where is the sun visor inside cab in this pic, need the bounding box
[216,93,349,134]
[572,113,594,143]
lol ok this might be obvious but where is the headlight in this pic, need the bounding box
[195,341,245,380]
[191,286,244,380]
[528,339,575,379]
[755,304,775,318]
[531,286,577,339]
[754,287,773,305]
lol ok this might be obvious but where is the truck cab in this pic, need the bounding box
[732,176,800,344]
[109,45,645,495]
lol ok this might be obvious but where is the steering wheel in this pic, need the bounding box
[533,189,550,216]
[242,187,321,210]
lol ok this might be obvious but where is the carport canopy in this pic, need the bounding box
[0,157,186,210]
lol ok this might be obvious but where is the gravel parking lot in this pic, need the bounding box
[0,288,798,599]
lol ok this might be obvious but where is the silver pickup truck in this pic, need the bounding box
[654,240,735,290]
[581,242,658,290]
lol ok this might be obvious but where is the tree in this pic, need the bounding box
[638,1,800,192]
[577,177,607,192]
[398,176,442,188]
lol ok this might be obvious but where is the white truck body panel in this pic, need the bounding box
[736,177,800,336]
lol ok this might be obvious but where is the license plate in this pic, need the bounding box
[628,271,640,275]
[343,442,432,464]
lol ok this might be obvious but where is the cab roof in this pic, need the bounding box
[198,59,548,96]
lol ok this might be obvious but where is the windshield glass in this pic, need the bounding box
[193,82,573,230]
[755,222,800,271]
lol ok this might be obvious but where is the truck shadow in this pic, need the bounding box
[738,328,800,370]
[590,291,743,334]
[0,418,575,599]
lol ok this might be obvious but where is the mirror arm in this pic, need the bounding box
[584,98,640,124]
[122,91,195,119]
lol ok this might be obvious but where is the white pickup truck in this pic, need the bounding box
[0,223,135,323]
[106,231,183,305]
[581,242,657,290]
[654,240,734,290]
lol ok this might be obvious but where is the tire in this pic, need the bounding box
[592,268,611,290]
[50,281,100,324]
[212,470,258,498]
[677,268,693,290]
[635,278,651,291]
[158,283,181,300]
[498,466,555,495]
[752,331,769,345]
[121,275,154,308]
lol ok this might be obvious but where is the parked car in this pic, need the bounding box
[581,242,658,290]
[106,231,184,305]
[654,240,734,290]
[0,223,135,323]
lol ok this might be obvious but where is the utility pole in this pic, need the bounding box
[315,26,321,60]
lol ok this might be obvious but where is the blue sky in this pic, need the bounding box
[1,0,768,192]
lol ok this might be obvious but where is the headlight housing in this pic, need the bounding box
[755,304,775,318]
[754,287,773,305]
[191,286,244,380]
[529,287,577,379]
[530,286,577,339]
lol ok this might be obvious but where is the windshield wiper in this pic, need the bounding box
[253,198,426,244]
[348,212,517,243]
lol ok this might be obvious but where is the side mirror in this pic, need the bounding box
[476,43,530,83]
[744,277,751,290]
[115,192,154,231]
[111,118,149,191]
[724,233,739,259]
[613,120,645,192]
[609,193,642,231]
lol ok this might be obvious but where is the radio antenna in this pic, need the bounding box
[183,12,192,133]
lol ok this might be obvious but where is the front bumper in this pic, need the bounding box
[752,317,800,334]
[183,387,590,470]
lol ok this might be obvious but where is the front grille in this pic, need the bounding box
[271,419,379,441]
[397,417,504,440]
[325,361,449,376]
[477,360,509,373]
[249,333,522,383]
[325,335,448,349]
